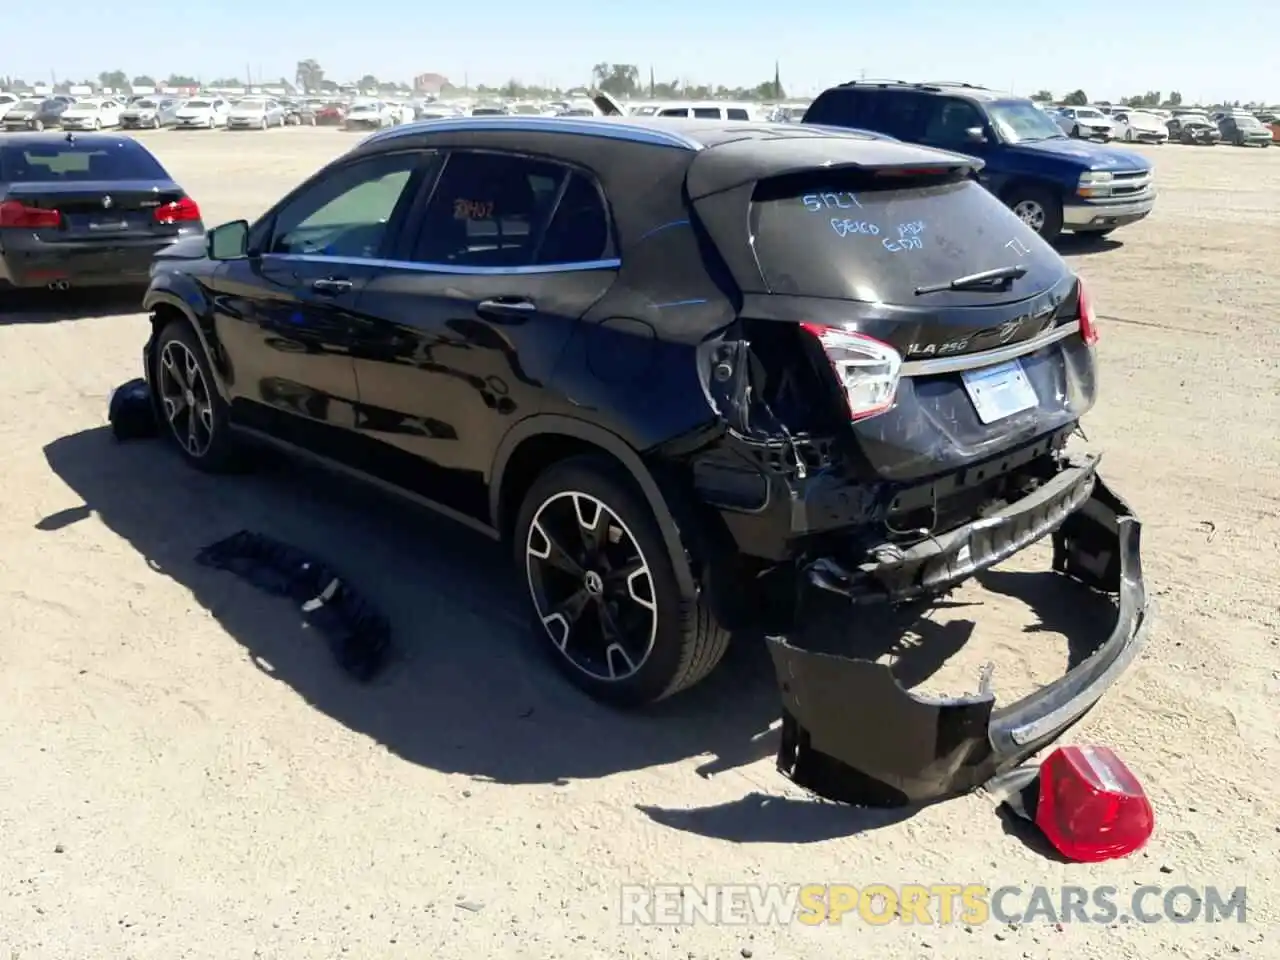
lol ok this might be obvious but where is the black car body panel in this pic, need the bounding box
[0,134,204,288]
[139,117,1149,799]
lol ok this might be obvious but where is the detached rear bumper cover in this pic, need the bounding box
[767,472,1151,807]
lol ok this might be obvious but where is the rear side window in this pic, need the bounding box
[409,151,610,268]
[693,107,721,119]
[0,140,168,182]
[803,90,864,126]
[749,173,1064,306]
[726,108,751,121]
[659,107,689,117]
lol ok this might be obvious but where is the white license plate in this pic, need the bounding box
[88,219,128,232]
[961,359,1037,424]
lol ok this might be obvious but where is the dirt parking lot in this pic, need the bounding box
[1,128,1276,959]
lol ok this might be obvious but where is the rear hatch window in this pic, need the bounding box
[749,172,1063,306]
[0,141,169,182]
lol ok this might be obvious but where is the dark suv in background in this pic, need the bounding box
[804,81,1156,242]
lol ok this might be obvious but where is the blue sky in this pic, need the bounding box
[7,0,1277,104]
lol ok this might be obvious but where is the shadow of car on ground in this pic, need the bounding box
[0,286,147,324]
[40,424,1118,842]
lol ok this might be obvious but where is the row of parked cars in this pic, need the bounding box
[1048,103,1277,147]
[0,92,323,132]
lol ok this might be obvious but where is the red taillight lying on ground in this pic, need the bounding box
[154,195,201,225]
[1035,745,1153,862]
[1077,277,1099,345]
[800,323,903,421]
[0,199,62,229]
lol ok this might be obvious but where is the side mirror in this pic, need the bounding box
[207,219,250,260]
[965,126,988,143]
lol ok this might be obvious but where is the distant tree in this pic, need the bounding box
[1166,91,1182,106]
[132,75,155,88]
[211,77,243,88]
[295,59,324,93]
[359,74,378,90]
[98,69,128,90]
[1031,90,1053,102]
[167,74,198,87]
[591,63,640,97]
[1062,89,1089,106]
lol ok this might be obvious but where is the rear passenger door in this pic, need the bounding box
[348,149,618,522]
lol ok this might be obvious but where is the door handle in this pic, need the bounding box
[477,298,536,319]
[311,277,353,295]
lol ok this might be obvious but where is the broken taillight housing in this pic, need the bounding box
[1035,745,1154,862]
[800,323,902,421]
[1077,278,1099,346]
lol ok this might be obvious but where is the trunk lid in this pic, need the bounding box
[689,157,1095,483]
[4,180,187,241]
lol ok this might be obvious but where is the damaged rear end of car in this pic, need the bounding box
[670,134,1152,805]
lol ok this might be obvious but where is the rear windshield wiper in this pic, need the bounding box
[914,264,1028,296]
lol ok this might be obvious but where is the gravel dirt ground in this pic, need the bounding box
[1,129,1276,959]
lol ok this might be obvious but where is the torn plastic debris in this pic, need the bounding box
[765,473,1153,808]
[108,377,159,441]
[196,530,392,682]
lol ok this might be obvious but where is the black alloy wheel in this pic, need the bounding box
[154,320,242,472]
[515,457,730,706]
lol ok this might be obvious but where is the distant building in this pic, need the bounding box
[413,73,449,95]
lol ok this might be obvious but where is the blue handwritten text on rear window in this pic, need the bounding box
[802,192,862,212]
[882,221,926,253]
[831,218,879,237]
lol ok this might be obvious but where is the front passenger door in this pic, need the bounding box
[211,149,434,460]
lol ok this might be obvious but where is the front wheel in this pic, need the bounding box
[1005,185,1064,242]
[32,119,44,131]
[514,456,730,707]
[153,319,244,473]
[1124,129,1133,141]
[1071,124,1081,138]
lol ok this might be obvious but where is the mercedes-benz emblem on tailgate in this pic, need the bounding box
[102,195,113,209]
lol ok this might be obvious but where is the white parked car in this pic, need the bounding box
[387,101,416,124]
[0,92,20,121]
[59,97,123,130]
[1055,106,1116,141]
[344,100,397,129]
[1110,110,1170,144]
[174,97,231,129]
[226,97,286,130]
[653,101,763,121]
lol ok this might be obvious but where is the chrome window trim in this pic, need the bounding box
[900,320,1081,376]
[277,253,622,276]
[360,116,704,151]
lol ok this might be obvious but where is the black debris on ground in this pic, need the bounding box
[107,378,159,441]
[195,529,392,682]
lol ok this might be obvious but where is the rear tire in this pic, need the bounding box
[514,455,731,708]
[153,319,244,473]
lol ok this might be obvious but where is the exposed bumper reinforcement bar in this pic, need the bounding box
[808,455,1100,604]
[766,472,1152,807]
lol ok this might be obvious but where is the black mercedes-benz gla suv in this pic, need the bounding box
[140,116,1149,799]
